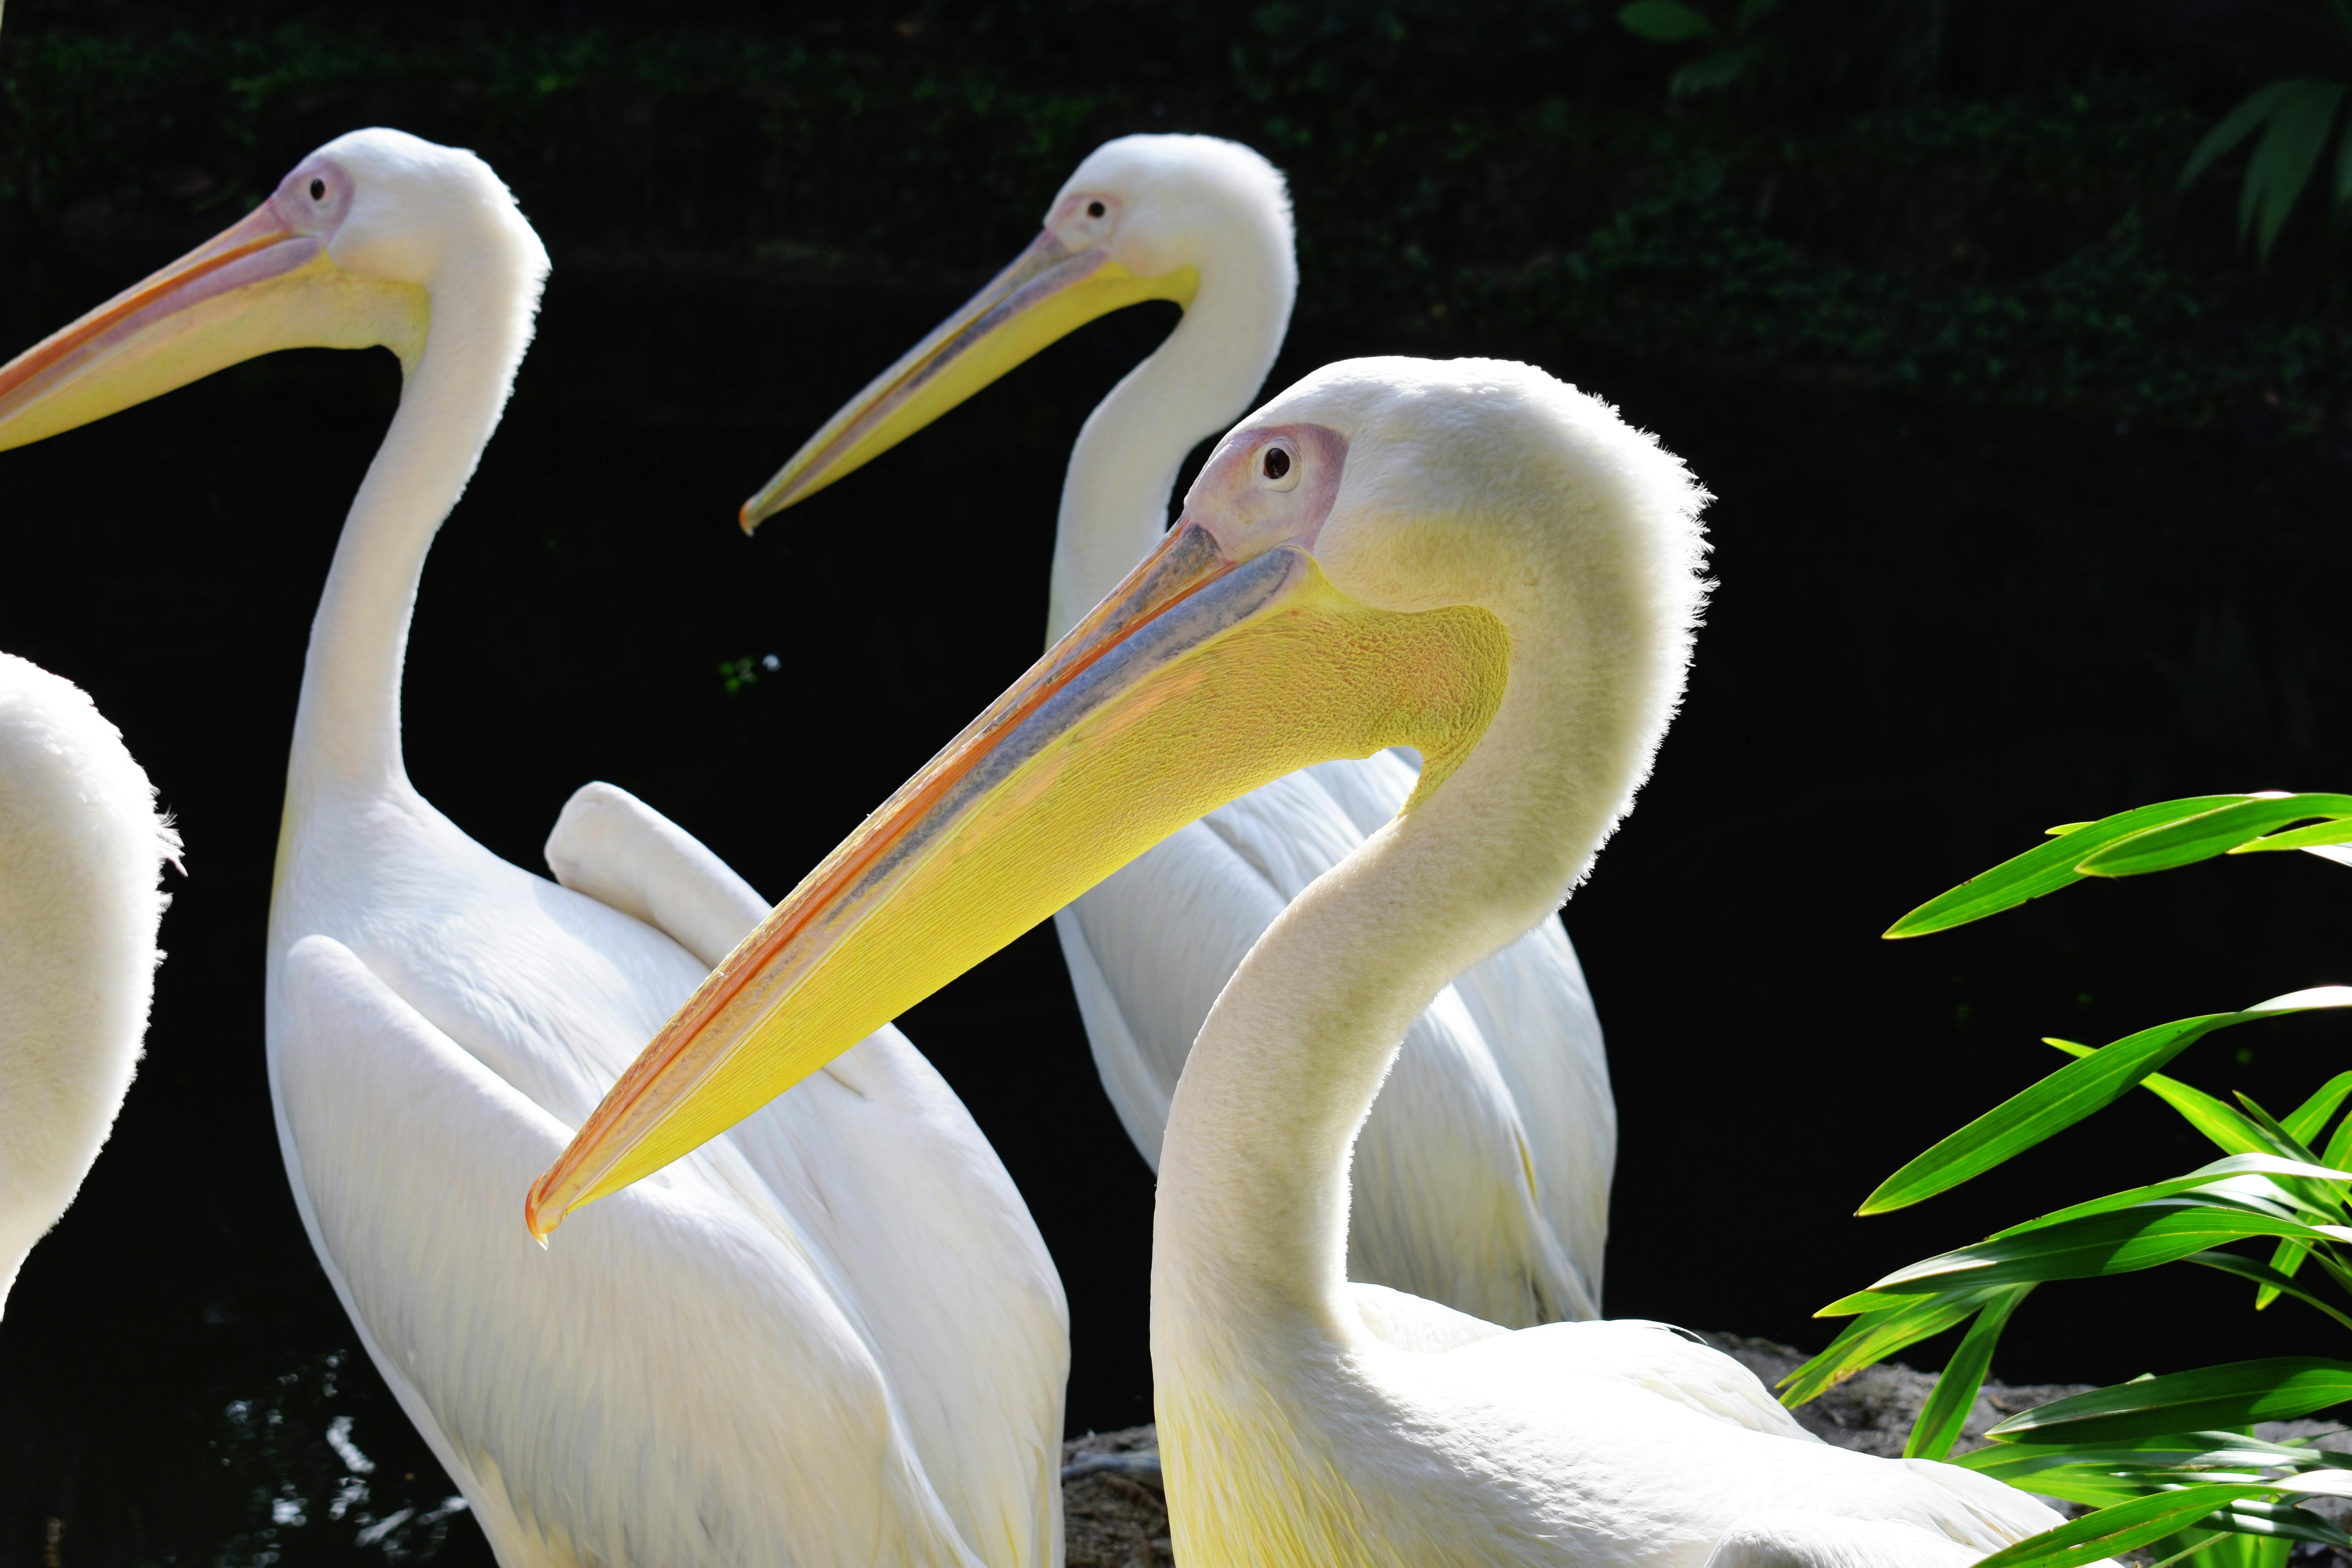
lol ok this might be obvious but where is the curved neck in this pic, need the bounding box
[289,267,537,795]
[1045,255,1293,643]
[1152,587,1671,1334]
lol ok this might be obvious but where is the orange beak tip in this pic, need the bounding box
[737,501,760,536]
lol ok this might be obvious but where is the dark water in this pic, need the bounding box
[1,243,2348,1561]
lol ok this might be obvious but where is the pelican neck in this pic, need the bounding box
[1044,247,1293,644]
[1149,592,1651,1341]
[286,266,537,799]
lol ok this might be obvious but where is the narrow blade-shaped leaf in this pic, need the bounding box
[2284,1073,2352,1147]
[1988,1359,2352,1445]
[2243,84,2348,257]
[1781,1289,1998,1404]
[2186,1251,2352,1332]
[1617,0,1715,41]
[1850,1206,2352,1307]
[1863,1014,2239,1213]
[2079,793,2352,877]
[1973,1486,2281,1568]
[1985,1154,2352,1241]
[2183,82,2307,188]
[1864,992,2352,1216]
[1886,796,2246,938]
[2233,818,2352,854]
[1907,1285,2033,1461]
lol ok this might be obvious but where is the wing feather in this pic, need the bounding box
[277,934,995,1568]
[537,782,1069,1568]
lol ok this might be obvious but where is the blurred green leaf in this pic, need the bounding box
[1886,796,2247,938]
[1671,46,1763,98]
[1617,0,1715,43]
[2078,794,2352,877]
[1988,1359,2352,1446]
[1906,1285,2033,1461]
[2184,83,2314,190]
[1973,1485,2283,1568]
[2241,83,2348,260]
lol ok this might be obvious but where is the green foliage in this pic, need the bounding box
[1616,0,1782,99]
[2179,0,2352,265]
[1789,808,2352,1567]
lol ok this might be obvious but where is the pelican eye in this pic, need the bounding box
[309,178,327,201]
[1087,200,1106,219]
[1262,447,1291,480]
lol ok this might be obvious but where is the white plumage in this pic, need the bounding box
[0,654,177,1312]
[757,134,1612,1323]
[551,354,2103,1566]
[0,128,1066,1567]
[1133,359,2106,1566]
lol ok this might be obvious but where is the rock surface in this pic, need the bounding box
[1058,1333,2348,1566]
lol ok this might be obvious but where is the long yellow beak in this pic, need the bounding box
[0,201,425,452]
[737,230,1198,529]
[525,510,1510,1238]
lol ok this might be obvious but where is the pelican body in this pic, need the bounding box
[0,655,177,1311]
[748,134,1610,1324]
[535,358,2103,1566]
[0,129,1066,1568]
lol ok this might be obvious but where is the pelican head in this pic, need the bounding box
[0,128,546,451]
[740,133,1295,528]
[529,356,1707,1237]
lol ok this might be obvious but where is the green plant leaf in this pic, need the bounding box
[1832,1206,2352,1312]
[1863,991,2352,1215]
[2283,1074,2352,1147]
[2232,818,2352,854]
[2044,1041,2288,1159]
[1973,1486,2283,1568]
[1669,45,1762,98]
[2183,83,2308,189]
[2337,109,2352,208]
[2187,1251,2352,1333]
[1867,1014,2234,1213]
[2079,794,2352,877]
[1985,1154,2352,1239]
[1617,0,1716,42]
[1886,796,2247,938]
[1989,1359,2352,1446]
[1957,1430,2337,1502]
[1907,1285,2033,1461]
[2241,83,2349,259]
[1781,1289,2001,1403]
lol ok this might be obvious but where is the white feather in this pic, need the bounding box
[0,653,176,1310]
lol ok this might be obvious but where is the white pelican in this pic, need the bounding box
[0,128,1068,1568]
[0,654,178,1312]
[533,357,2102,1566]
[745,134,1611,1325]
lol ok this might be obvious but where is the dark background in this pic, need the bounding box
[3,0,2351,1561]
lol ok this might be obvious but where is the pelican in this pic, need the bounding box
[0,128,1068,1567]
[746,134,1612,1325]
[534,358,2102,1566]
[0,654,178,1312]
